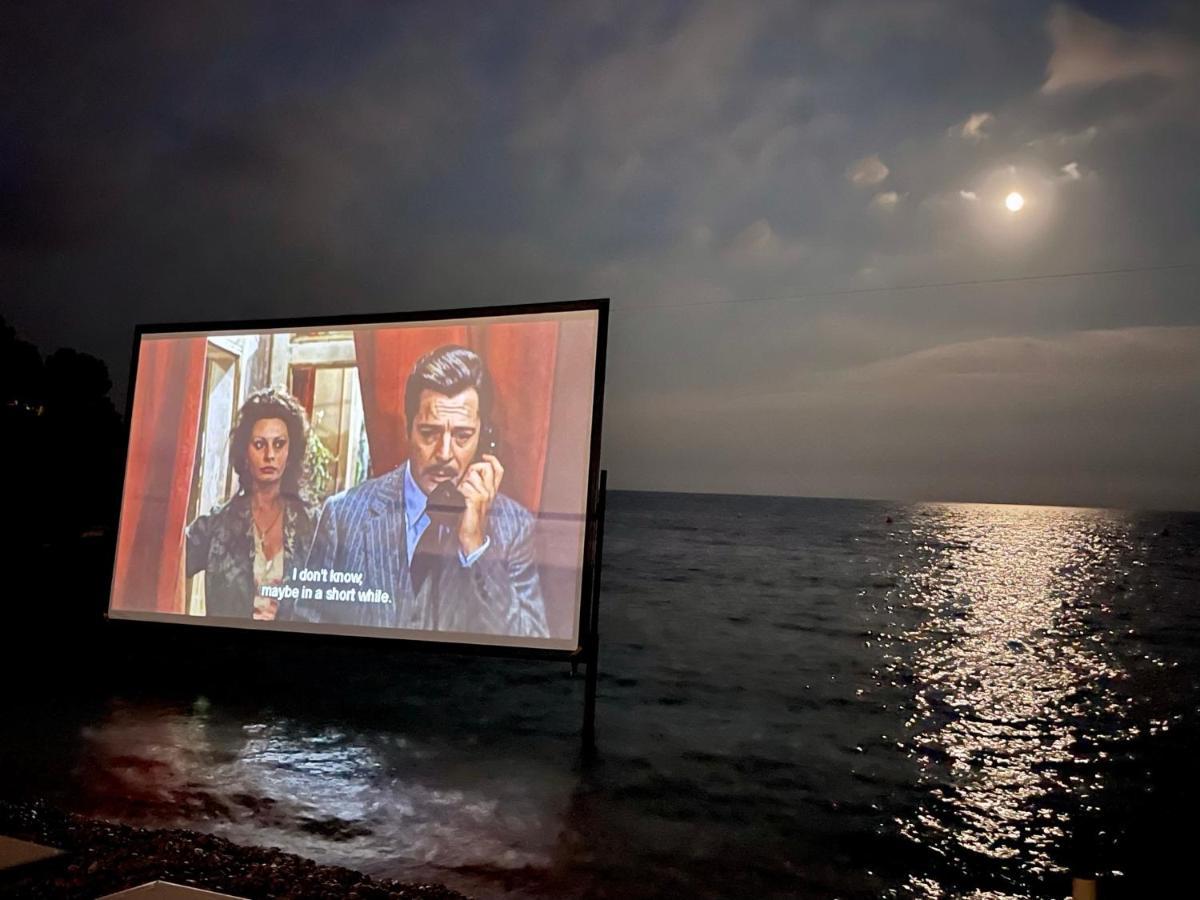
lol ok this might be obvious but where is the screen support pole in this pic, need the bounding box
[581,469,607,756]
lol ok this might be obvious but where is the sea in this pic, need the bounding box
[4,492,1199,898]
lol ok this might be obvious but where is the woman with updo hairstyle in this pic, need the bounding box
[185,387,319,620]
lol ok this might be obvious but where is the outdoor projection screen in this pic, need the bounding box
[108,301,606,653]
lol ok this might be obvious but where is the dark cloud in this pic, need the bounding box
[1042,3,1197,93]
[2,1,1198,507]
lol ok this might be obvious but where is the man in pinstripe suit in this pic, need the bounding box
[287,345,549,638]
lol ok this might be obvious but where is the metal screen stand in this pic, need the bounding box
[581,470,607,757]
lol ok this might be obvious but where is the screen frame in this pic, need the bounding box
[106,297,609,662]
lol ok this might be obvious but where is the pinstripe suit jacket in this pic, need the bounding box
[285,464,549,637]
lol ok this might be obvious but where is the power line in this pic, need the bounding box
[614,261,1198,313]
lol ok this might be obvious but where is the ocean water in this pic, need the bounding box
[4,493,1200,898]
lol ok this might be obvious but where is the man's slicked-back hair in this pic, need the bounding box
[404,344,492,431]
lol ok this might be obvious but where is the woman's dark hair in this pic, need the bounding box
[404,344,493,430]
[229,387,310,498]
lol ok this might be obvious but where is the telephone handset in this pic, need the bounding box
[426,424,498,519]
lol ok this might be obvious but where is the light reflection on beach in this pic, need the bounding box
[892,504,1135,891]
[75,701,567,885]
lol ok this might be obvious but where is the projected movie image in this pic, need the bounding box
[109,307,602,651]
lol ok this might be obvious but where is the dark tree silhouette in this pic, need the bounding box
[0,317,44,413]
[0,316,124,547]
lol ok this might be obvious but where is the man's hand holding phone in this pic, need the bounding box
[457,453,503,557]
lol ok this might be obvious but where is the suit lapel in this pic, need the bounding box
[362,468,408,625]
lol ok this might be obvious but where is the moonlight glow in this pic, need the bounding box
[1005,191,1025,212]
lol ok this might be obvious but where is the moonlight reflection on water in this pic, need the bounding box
[895,505,1140,888]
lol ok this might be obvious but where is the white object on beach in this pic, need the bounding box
[0,834,63,871]
[99,881,249,899]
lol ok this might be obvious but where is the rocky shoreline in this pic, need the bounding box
[0,800,467,899]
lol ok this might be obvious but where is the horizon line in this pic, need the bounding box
[604,485,1198,515]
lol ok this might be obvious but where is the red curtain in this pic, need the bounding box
[476,321,559,513]
[111,337,206,612]
[354,322,559,513]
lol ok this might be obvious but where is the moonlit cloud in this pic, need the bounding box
[846,153,890,187]
[1025,125,1099,152]
[956,111,994,141]
[851,326,1200,382]
[870,190,900,211]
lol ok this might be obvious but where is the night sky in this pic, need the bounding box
[4,1,1199,509]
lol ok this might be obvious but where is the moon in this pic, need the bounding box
[1005,191,1025,212]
